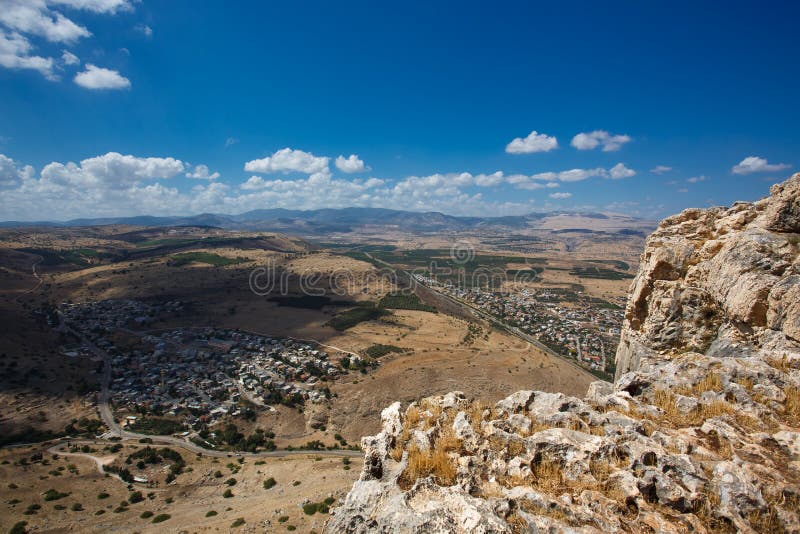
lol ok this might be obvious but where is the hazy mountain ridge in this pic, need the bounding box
[0,208,655,235]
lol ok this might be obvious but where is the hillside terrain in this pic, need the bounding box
[328,174,800,533]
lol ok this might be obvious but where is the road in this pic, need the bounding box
[365,253,607,383]
[27,256,43,292]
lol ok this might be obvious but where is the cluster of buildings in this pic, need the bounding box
[414,275,623,373]
[59,300,340,429]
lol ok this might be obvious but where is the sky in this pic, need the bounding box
[0,0,798,222]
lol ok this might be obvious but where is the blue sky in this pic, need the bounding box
[0,0,798,221]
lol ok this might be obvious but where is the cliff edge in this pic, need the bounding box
[327,174,800,533]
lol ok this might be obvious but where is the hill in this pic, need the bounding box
[328,173,800,533]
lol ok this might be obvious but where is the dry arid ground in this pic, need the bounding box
[0,441,361,533]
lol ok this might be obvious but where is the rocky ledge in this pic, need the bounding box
[327,174,800,533]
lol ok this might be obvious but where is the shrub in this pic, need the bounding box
[263,477,277,490]
[128,491,144,504]
[231,518,245,527]
[205,510,218,517]
[287,526,296,531]
[278,516,289,523]
[140,511,153,519]
[9,521,28,534]
[54,504,66,510]
[303,502,319,515]
[43,489,70,501]
[225,477,237,486]
[97,492,110,500]
[70,503,83,511]
[151,513,171,523]
[223,489,233,498]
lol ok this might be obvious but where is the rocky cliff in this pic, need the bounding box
[327,175,800,533]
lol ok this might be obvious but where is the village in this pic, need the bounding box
[413,275,623,374]
[58,300,341,432]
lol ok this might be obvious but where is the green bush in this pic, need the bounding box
[303,502,319,515]
[231,518,245,527]
[140,511,153,519]
[278,516,289,523]
[97,492,110,500]
[43,489,70,501]
[205,510,217,517]
[263,477,276,490]
[128,491,144,504]
[223,489,233,498]
[70,503,83,511]
[151,513,171,523]
[225,477,237,486]
[9,521,28,534]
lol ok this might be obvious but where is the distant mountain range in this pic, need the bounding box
[0,207,656,235]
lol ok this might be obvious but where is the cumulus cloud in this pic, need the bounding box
[549,192,572,199]
[686,175,706,183]
[0,30,57,79]
[608,163,636,179]
[335,154,368,173]
[505,130,558,154]
[731,156,791,175]
[0,0,133,81]
[48,0,133,14]
[61,49,78,65]
[186,164,220,181]
[0,0,91,43]
[0,154,34,188]
[558,167,607,182]
[571,130,631,151]
[245,148,330,175]
[73,64,130,89]
[650,165,672,174]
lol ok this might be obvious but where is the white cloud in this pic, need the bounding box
[558,167,607,182]
[73,63,130,89]
[335,154,368,173]
[505,130,558,154]
[686,175,706,183]
[0,0,133,81]
[224,137,239,148]
[571,130,631,151]
[608,163,636,179]
[245,148,330,175]
[61,49,78,65]
[650,165,672,174]
[0,30,57,79]
[0,154,34,188]
[186,164,220,181]
[0,0,91,43]
[731,156,791,175]
[677,188,688,193]
[135,23,152,37]
[549,192,572,199]
[48,0,133,14]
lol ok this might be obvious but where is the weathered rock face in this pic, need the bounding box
[615,173,800,379]
[328,174,800,533]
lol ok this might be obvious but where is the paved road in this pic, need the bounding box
[366,253,606,383]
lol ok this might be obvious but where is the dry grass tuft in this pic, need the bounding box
[766,355,796,372]
[399,444,456,488]
[735,376,754,392]
[531,456,565,493]
[783,386,800,423]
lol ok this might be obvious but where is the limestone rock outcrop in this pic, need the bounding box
[327,174,800,533]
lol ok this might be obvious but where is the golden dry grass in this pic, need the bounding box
[784,386,800,423]
[399,445,457,488]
